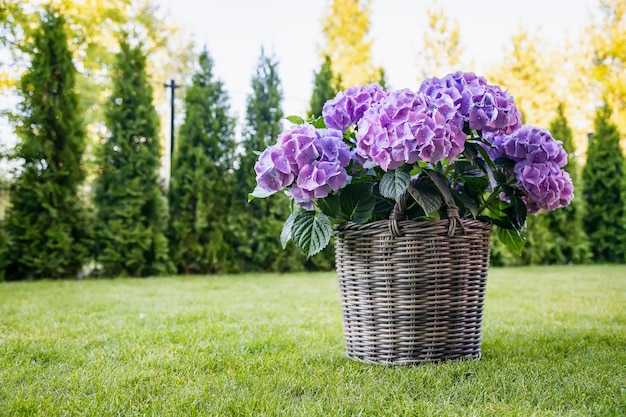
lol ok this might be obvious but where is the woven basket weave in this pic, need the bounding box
[334,216,492,365]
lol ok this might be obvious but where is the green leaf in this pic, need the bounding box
[286,115,306,125]
[471,140,497,169]
[309,116,327,128]
[406,183,442,216]
[496,226,526,255]
[339,182,376,223]
[291,211,332,258]
[379,170,410,202]
[452,189,479,218]
[318,194,341,218]
[423,169,456,209]
[280,212,297,249]
[248,186,275,202]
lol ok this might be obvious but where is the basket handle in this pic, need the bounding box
[388,182,466,238]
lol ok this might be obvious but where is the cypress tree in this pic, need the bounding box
[582,102,626,263]
[2,7,90,280]
[92,35,172,277]
[168,48,237,274]
[234,48,306,272]
[308,55,338,120]
[541,103,591,264]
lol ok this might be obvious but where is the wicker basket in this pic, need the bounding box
[334,214,492,365]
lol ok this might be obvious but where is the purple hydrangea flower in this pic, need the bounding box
[484,125,568,167]
[419,71,522,135]
[322,83,388,131]
[355,89,466,171]
[267,124,352,207]
[254,146,295,192]
[514,161,574,213]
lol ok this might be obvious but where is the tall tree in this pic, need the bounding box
[488,29,560,130]
[587,0,626,143]
[1,0,196,183]
[233,48,306,272]
[92,35,172,277]
[308,55,339,120]
[321,0,380,88]
[582,102,626,263]
[541,103,591,264]
[417,0,463,78]
[167,48,237,274]
[2,7,90,280]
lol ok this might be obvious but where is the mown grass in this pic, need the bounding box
[1,265,625,416]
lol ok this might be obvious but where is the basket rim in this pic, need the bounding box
[335,218,492,234]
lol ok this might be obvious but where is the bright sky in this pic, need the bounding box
[155,0,598,123]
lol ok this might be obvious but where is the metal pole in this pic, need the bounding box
[164,79,178,177]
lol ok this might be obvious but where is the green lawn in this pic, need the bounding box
[1,266,625,416]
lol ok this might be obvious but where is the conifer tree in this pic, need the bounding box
[308,55,338,120]
[167,48,237,274]
[582,102,626,263]
[2,7,90,280]
[541,103,591,264]
[93,35,172,277]
[234,48,307,272]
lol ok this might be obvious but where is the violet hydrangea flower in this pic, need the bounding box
[484,125,568,167]
[514,161,574,213]
[419,71,522,135]
[254,145,295,193]
[483,125,573,213]
[355,89,466,171]
[254,123,352,208]
[322,83,388,131]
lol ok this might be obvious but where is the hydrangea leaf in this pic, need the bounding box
[318,194,341,218]
[339,182,375,223]
[496,226,526,255]
[286,115,306,125]
[248,186,275,202]
[380,170,410,202]
[280,212,297,249]
[423,169,456,209]
[406,183,442,216]
[291,211,332,258]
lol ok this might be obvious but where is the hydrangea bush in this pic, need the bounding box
[251,71,574,257]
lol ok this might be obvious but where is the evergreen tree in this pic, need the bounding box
[2,7,90,280]
[167,48,237,274]
[233,48,307,272]
[93,35,172,277]
[308,55,338,120]
[588,0,626,140]
[541,103,591,264]
[582,101,626,263]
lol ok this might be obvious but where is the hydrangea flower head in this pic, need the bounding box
[419,71,522,135]
[514,161,574,213]
[255,123,352,208]
[485,125,567,167]
[322,83,388,131]
[355,89,466,171]
[254,145,295,193]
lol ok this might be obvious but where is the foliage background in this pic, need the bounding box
[1,0,625,278]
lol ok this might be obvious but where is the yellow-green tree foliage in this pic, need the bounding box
[487,30,560,130]
[417,0,463,78]
[321,0,379,88]
[588,0,626,146]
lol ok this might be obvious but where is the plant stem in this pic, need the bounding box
[478,185,503,214]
